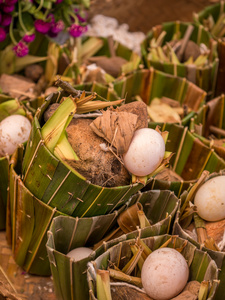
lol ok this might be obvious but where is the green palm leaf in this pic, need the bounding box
[113,68,206,115]
[21,84,143,217]
[173,171,225,300]
[142,123,225,197]
[7,146,126,276]
[46,189,179,300]
[88,234,219,300]
[141,21,218,100]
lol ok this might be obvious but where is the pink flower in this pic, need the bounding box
[56,0,63,3]
[3,4,15,13]
[34,19,51,34]
[5,0,18,4]
[50,19,64,34]
[1,14,12,26]
[23,33,35,43]
[13,41,29,57]
[0,27,6,42]
[68,24,87,37]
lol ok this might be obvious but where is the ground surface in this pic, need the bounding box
[0,231,56,300]
[88,0,218,33]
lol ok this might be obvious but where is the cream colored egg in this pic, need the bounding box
[0,115,31,157]
[123,128,165,176]
[67,247,93,261]
[141,247,189,300]
[194,175,225,222]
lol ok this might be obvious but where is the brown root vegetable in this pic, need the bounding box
[25,64,44,82]
[182,40,201,62]
[87,56,127,77]
[154,168,184,182]
[110,284,152,300]
[115,101,148,129]
[90,101,148,154]
[66,118,131,187]
[83,67,107,84]
[43,103,60,122]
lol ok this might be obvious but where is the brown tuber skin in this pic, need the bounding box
[181,40,201,63]
[25,64,44,82]
[44,100,148,187]
[87,56,128,77]
[66,118,131,187]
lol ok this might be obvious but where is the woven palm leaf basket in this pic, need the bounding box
[173,170,225,300]
[87,233,220,299]
[141,21,219,100]
[0,97,32,230]
[6,82,147,276]
[46,189,179,300]
[193,1,225,96]
[188,94,225,160]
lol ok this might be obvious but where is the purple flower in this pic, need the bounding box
[68,24,87,37]
[13,41,29,57]
[23,33,35,43]
[0,27,6,42]
[1,14,12,26]
[34,19,51,34]
[3,4,15,13]
[50,20,64,34]
[56,0,63,3]
[5,0,18,4]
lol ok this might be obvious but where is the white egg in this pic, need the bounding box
[0,115,31,157]
[141,247,189,300]
[123,128,165,176]
[194,175,225,222]
[67,247,93,261]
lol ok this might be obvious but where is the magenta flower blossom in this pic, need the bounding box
[68,24,87,37]
[34,19,51,34]
[56,0,63,3]
[5,0,18,4]
[51,20,64,34]
[1,14,12,26]
[23,33,35,43]
[13,41,29,57]
[0,27,6,42]
[3,4,15,13]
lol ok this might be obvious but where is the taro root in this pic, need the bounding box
[25,64,44,82]
[182,40,201,63]
[66,118,131,187]
[65,101,148,187]
[87,56,128,77]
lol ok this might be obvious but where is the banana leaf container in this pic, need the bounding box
[0,97,32,230]
[189,94,225,160]
[141,21,218,100]
[21,83,143,218]
[7,145,131,276]
[173,170,225,300]
[193,2,225,96]
[142,122,225,197]
[87,233,219,300]
[113,68,206,116]
[46,190,179,300]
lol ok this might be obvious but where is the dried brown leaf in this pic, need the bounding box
[90,110,138,154]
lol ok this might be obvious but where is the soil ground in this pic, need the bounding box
[88,0,217,33]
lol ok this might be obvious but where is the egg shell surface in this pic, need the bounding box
[141,247,189,300]
[0,115,31,157]
[67,247,93,261]
[194,175,225,222]
[123,128,165,176]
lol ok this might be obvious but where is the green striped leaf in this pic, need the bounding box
[46,189,179,300]
[88,234,219,300]
[141,21,218,100]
